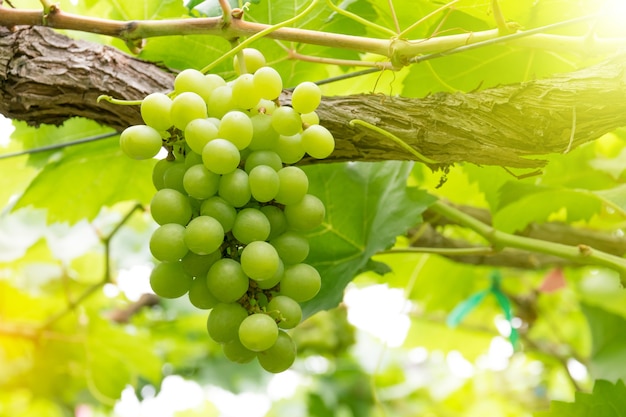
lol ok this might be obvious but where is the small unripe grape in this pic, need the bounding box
[162,162,187,194]
[188,276,219,310]
[280,263,321,302]
[267,295,302,329]
[206,258,249,303]
[284,194,325,231]
[180,250,221,278]
[275,133,305,164]
[233,48,266,75]
[207,302,249,344]
[223,338,256,363]
[300,111,319,126]
[271,231,309,264]
[202,138,240,175]
[171,92,208,130]
[149,223,188,262]
[152,158,172,190]
[218,169,251,208]
[232,208,271,244]
[244,150,283,173]
[208,85,236,118]
[184,215,225,255]
[200,196,237,232]
[150,261,193,299]
[274,166,308,205]
[253,66,283,100]
[240,241,280,281]
[218,111,253,150]
[291,81,322,114]
[184,151,203,169]
[271,106,302,136]
[185,118,219,154]
[256,259,284,290]
[183,164,220,200]
[141,93,173,131]
[260,205,288,240]
[301,124,335,159]
[238,313,278,352]
[257,331,296,373]
[249,114,279,150]
[249,165,280,202]
[150,188,192,226]
[120,125,162,160]
[232,74,262,109]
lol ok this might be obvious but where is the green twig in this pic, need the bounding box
[381,247,496,257]
[349,119,439,164]
[430,200,626,284]
[396,0,459,39]
[491,0,511,35]
[200,0,322,74]
[97,95,142,106]
[325,0,397,37]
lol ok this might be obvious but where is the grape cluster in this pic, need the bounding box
[119,48,333,373]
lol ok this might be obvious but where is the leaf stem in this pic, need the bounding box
[430,200,626,284]
[0,132,118,161]
[396,0,459,39]
[325,0,397,37]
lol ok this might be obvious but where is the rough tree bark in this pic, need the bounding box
[2,26,626,169]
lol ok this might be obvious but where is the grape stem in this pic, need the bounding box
[97,95,142,106]
[428,200,626,285]
[349,119,439,165]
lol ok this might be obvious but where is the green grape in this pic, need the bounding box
[260,205,288,239]
[240,241,280,281]
[184,215,224,255]
[162,161,187,194]
[206,258,249,303]
[238,313,278,352]
[233,48,266,75]
[171,92,208,130]
[274,166,308,205]
[291,81,322,114]
[252,66,283,100]
[284,194,325,231]
[202,138,241,175]
[180,250,221,278]
[218,169,251,208]
[232,208,271,244]
[267,295,302,329]
[207,302,249,344]
[188,276,219,310]
[254,98,277,115]
[217,111,253,150]
[249,165,280,202]
[183,164,220,199]
[152,158,172,190]
[200,196,237,232]
[275,133,305,164]
[280,263,321,302]
[223,338,256,364]
[184,151,203,169]
[174,68,213,99]
[120,125,162,160]
[301,124,335,159]
[185,118,219,154]
[270,231,309,265]
[300,111,319,126]
[208,85,236,119]
[141,92,173,131]
[204,74,227,95]
[244,150,283,173]
[149,223,188,262]
[257,331,296,373]
[248,114,279,150]
[150,188,192,226]
[150,261,193,299]
[256,259,283,289]
[271,106,302,136]
[232,73,262,110]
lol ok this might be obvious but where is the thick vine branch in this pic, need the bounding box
[2,26,626,168]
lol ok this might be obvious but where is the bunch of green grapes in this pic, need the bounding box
[119,48,333,373]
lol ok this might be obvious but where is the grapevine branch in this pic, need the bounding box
[2,26,626,168]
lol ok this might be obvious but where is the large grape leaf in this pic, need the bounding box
[12,138,155,224]
[301,161,435,317]
[534,379,626,417]
[582,304,626,383]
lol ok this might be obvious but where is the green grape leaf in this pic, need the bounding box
[13,138,155,224]
[534,379,626,417]
[301,161,435,317]
[594,185,626,217]
[582,304,626,383]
